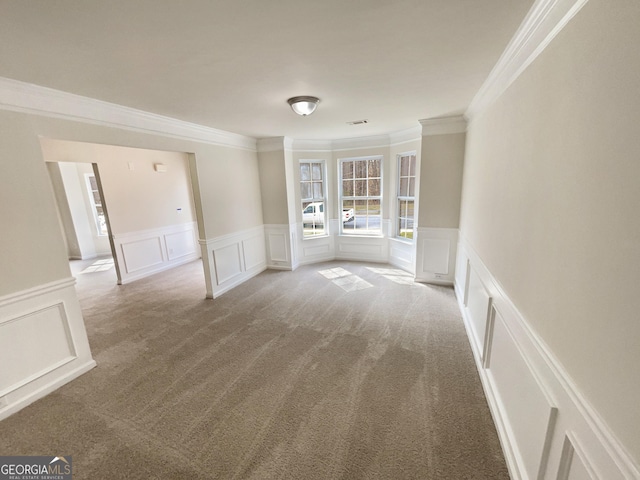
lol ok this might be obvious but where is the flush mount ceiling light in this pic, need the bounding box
[287,96,320,116]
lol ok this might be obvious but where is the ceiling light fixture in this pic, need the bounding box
[287,96,320,116]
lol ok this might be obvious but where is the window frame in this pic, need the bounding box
[84,173,108,237]
[338,155,383,237]
[299,159,328,238]
[395,152,417,242]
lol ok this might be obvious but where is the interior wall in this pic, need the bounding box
[257,147,290,226]
[40,139,196,235]
[46,162,79,259]
[460,0,640,465]
[419,132,465,228]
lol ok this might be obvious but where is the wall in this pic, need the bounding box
[415,119,466,285]
[49,161,111,259]
[41,140,200,284]
[459,0,640,477]
[46,162,81,259]
[0,87,265,417]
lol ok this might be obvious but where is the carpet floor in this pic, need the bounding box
[0,259,509,479]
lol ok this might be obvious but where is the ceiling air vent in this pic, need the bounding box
[347,119,368,125]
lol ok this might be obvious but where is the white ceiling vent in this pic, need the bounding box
[347,119,369,125]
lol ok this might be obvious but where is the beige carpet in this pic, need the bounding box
[0,259,509,479]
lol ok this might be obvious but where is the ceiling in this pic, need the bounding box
[0,0,534,140]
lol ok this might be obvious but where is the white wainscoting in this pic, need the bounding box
[112,222,200,284]
[335,235,388,263]
[415,227,458,285]
[456,235,639,480]
[0,278,96,421]
[292,219,335,267]
[388,237,415,274]
[201,225,267,298]
[264,224,295,270]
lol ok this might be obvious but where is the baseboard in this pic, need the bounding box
[0,360,96,421]
[455,235,640,480]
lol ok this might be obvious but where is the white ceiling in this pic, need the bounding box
[0,0,534,140]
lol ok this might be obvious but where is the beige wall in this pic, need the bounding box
[0,109,262,296]
[41,139,196,235]
[460,0,640,461]
[419,132,465,228]
[257,148,290,225]
[0,113,71,294]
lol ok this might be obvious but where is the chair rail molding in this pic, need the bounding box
[455,233,639,480]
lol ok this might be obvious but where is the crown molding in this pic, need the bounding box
[466,0,589,121]
[0,77,257,151]
[419,115,467,136]
[331,134,391,152]
[388,125,422,146]
[290,139,334,152]
[256,137,285,153]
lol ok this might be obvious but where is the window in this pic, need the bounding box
[340,156,382,235]
[85,174,108,236]
[396,153,416,240]
[300,160,326,237]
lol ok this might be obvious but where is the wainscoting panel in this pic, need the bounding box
[113,222,200,284]
[0,303,75,394]
[0,278,96,420]
[295,221,335,267]
[415,227,458,285]
[488,308,557,480]
[455,235,639,480]
[264,224,293,270]
[557,434,597,480]
[243,233,267,271]
[121,236,164,273]
[203,225,267,298]
[213,243,243,285]
[165,228,198,261]
[465,268,491,356]
[388,238,415,274]
[335,235,388,263]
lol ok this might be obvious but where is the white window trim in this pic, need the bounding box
[395,151,417,242]
[84,173,107,237]
[338,155,384,237]
[299,159,329,239]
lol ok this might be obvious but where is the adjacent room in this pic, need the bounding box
[0,1,638,479]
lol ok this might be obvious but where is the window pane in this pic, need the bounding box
[300,163,311,181]
[399,178,408,197]
[354,179,367,196]
[300,182,311,199]
[342,179,353,197]
[400,157,410,177]
[92,191,102,204]
[89,176,98,190]
[368,159,381,178]
[367,178,380,196]
[355,160,367,179]
[312,182,323,199]
[311,163,322,180]
[368,199,381,215]
[409,178,415,196]
[342,161,354,179]
[409,155,416,176]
